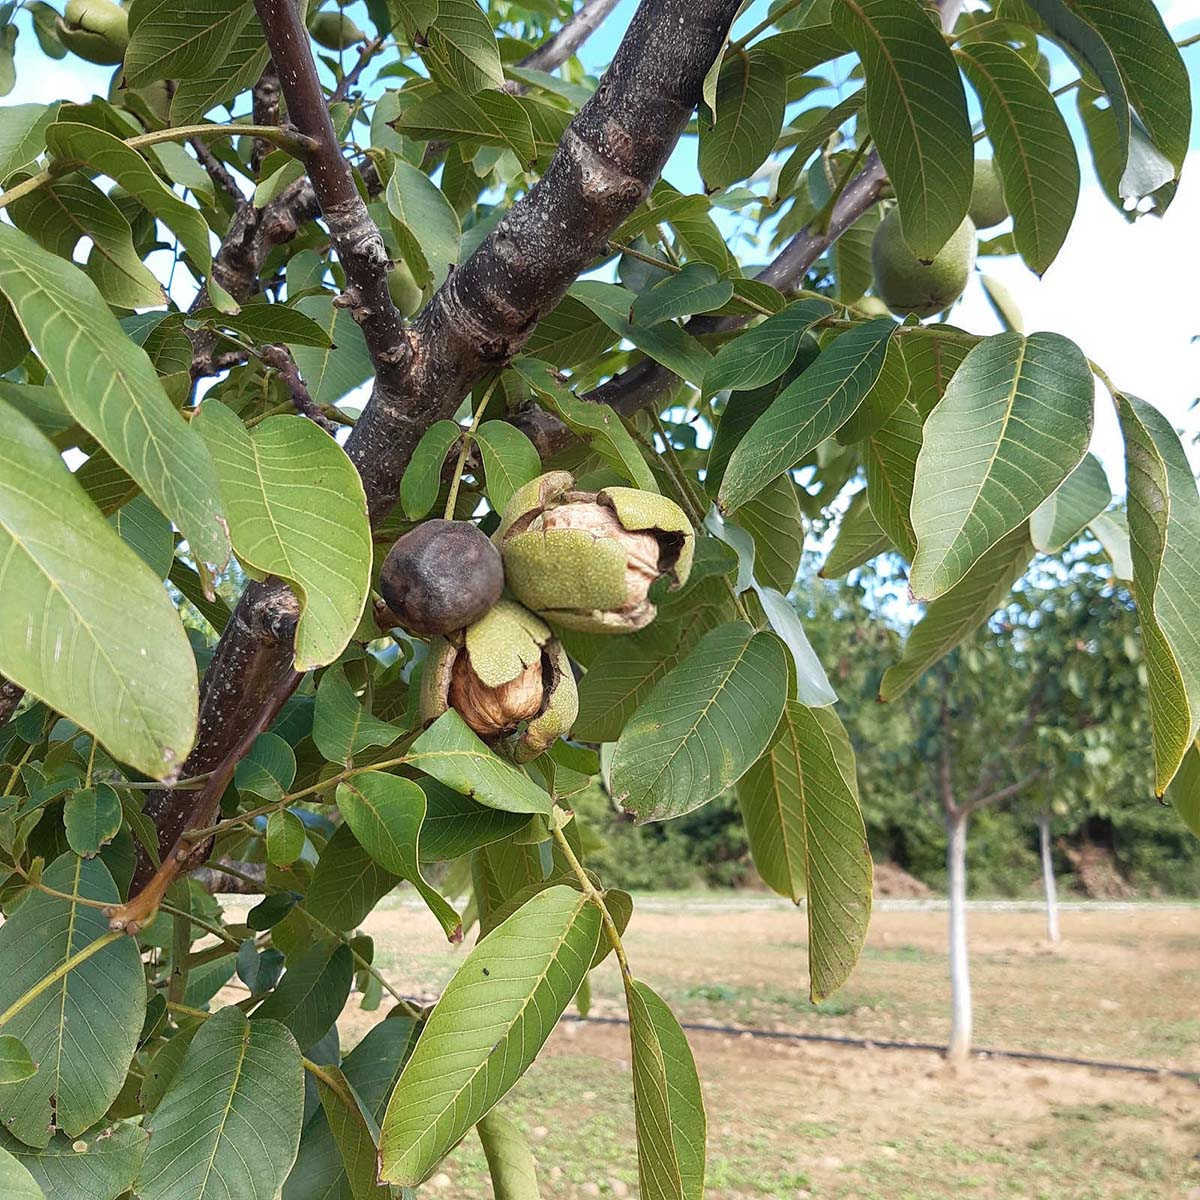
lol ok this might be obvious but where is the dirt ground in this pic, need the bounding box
[226,897,1200,1198]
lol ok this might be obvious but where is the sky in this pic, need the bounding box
[9,1,1200,488]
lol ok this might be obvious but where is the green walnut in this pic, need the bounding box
[57,0,129,63]
[496,471,694,634]
[871,208,977,318]
[421,600,578,761]
[968,158,1009,230]
[308,10,367,49]
[379,519,504,637]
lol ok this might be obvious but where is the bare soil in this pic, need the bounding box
[221,897,1200,1197]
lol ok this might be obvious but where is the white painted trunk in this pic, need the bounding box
[1038,812,1061,944]
[946,808,972,1063]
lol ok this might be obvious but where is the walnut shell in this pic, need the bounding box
[379,519,504,637]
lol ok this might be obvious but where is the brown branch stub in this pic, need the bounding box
[0,676,23,728]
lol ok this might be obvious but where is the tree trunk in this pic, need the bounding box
[1038,811,1061,944]
[946,806,972,1063]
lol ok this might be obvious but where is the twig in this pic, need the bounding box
[189,137,246,205]
[258,344,338,432]
[550,824,633,989]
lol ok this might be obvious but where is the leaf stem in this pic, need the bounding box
[0,930,124,1026]
[814,136,873,236]
[549,824,634,990]
[444,377,498,519]
[182,752,414,841]
[0,124,317,212]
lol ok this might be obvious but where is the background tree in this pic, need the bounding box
[0,0,1196,1194]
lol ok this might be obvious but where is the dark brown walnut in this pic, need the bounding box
[379,519,504,637]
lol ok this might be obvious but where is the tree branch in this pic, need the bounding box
[258,343,337,431]
[967,770,1044,814]
[129,0,742,908]
[519,0,624,73]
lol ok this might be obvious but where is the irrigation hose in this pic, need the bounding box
[561,1013,1200,1084]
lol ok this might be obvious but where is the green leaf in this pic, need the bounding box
[379,885,600,1186]
[475,420,541,514]
[314,1067,389,1200]
[401,419,460,520]
[0,1147,42,1200]
[628,980,705,1200]
[306,824,400,933]
[630,263,734,328]
[879,524,1034,700]
[138,1007,303,1200]
[1030,452,1110,553]
[194,402,372,671]
[407,711,552,815]
[63,784,122,857]
[266,810,307,866]
[611,621,789,822]
[731,475,805,595]
[1069,0,1190,177]
[0,399,198,778]
[191,302,335,349]
[1165,740,1200,839]
[957,40,1079,275]
[0,1121,146,1200]
[821,488,890,578]
[417,779,531,861]
[835,334,909,444]
[508,356,658,492]
[170,11,269,125]
[0,1038,35,1085]
[385,159,462,290]
[253,941,353,1051]
[864,397,922,560]
[702,298,832,398]
[392,90,535,168]
[718,319,896,513]
[312,666,400,765]
[776,93,866,201]
[9,175,166,310]
[570,280,712,387]
[899,325,975,417]
[0,104,57,180]
[45,122,228,305]
[0,855,146,1148]
[283,1017,418,1200]
[110,493,174,579]
[698,46,788,190]
[336,772,462,940]
[525,295,613,368]
[234,731,296,801]
[1089,509,1133,582]
[832,0,972,259]
[289,293,375,409]
[909,332,1093,599]
[738,703,872,999]
[1023,0,1170,200]
[0,224,228,570]
[419,0,505,94]
[477,1109,540,1199]
[1116,393,1200,793]
[124,0,247,85]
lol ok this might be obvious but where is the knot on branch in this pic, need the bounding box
[565,127,646,207]
[250,587,301,643]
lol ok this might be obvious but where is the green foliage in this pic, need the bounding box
[0,1,1193,1194]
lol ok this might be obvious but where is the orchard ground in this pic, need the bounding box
[221,896,1200,1199]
